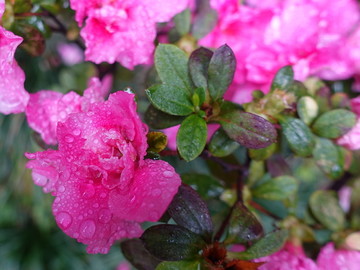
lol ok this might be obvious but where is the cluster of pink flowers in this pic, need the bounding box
[256,242,360,270]
[200,0,360,103]
[26,91,181,253]
[69,0,189,69]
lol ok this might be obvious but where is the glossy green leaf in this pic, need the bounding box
[297,96,319,125]
[121,239,161,270]
[189,47,213,89]
[271,66,294,91]
[312,109,356,139]
[313,138,343,179]
[226,202,264,244]
[217,110,277,149]
[156,260,199,270]
[181,174,224,199]
[231,230,288,260]
[252,176,298,200]
[174,9,191,36]
[155,44,193,92]
[193,87,206,107]
[279,116,315,157]
[145,105,185,129]
[309,190,345,232]
[208,128,239,157]
[192,0,218,39]
[141,224,205,261]
[146,84,194,116]
[168,184,213,241]
[177,114,207,161]
[208,44,236,100]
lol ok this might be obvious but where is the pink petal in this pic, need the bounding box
[317,243,360,270]
[109,159,181,222]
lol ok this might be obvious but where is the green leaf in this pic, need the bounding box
[313,138,343,179]
[167,184,213,242]
[193,87,206,107]
[121,239,161,270]
[208,44,236,100]
[230,230,288,260]
[226,202,264,244]
[279,116,315,157]
[217,110,277,149]
[297,96,319,125]
[146,84,194,116]
[177,114,207,161]
[309,190,345,232]
[252,176,298,200]
[141,224,205,261]
[147,132,168,153]
[189,47,213,89]
[271,66,294,91]
[155,44,193,92]
[312,109,356,138]
[145,105,185,129]
[174,9,191,36]
[156,260,199,270]
[208,128,239,157]
[181,174,224,199]
[249,143,277,161]
[192,0,218,39]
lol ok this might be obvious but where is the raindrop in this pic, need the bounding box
[32,172,48,186]
[65,135,74,143]
[163,170,174,178]
[58,186,66,193]
[80,220,96,238]
[56,212,72,230]
[98,208,112,224]
[81,184,95,198]
[152,189,161,197]
[73,129,81,136]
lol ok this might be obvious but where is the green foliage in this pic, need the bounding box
[252,176,299,201]
[208,128,240,157]
[271,66,294,91]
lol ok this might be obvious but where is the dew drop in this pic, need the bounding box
[93,203,99,208]
[56,212,72,230]
[32,172,48,186]
[81,184,95,198]
[130,195,136,203]
[152,188,161,197]
[98,208,112,224]
[80,220,96,238]
[100,192,107,198]
[58,186,65,193]
[163,170,174,178]
[65,135,74,143]
[73,129,81,136]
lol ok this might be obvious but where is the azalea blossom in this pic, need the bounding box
[25,76,112,145]
[317,242,360,270]
[200,0,360,104]
[69,0,189,69]
[26,91,181,253]
[0,0,29,114]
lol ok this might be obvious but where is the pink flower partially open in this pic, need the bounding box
[254,242,319,270]
[317,243,360,270]
[70,0,189,69]
[0,1,29,114]
[26,91,181,253]
[25,77,111,145]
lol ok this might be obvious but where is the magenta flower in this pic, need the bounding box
[26,91,181,253]
[200,0,360,103]
[70,0,189,69]
[25,77,111,145]
[337,96,360,150]
[254,242,319,270]
[0,1,29,114]
[317,243,360,270]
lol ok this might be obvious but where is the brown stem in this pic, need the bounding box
[15,12,48,17]
[249,201,281,220]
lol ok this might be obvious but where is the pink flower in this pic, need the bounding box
[337,96,360,150]
[317,243,360,270]
[254,242,319,270]
[26,91,181,253]
[200,0,360,102]
[25,77,111,145]
[70,0,189,69]
[57,43,84,65]
[0,1,29,114]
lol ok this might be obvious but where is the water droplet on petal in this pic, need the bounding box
[163,170,174,178]
[80,220,96,238]
[58,186,65,193]
[152,188,161,197]
[65,135,74,143]
[98,208,112,224]
[93,203,99,208]
[81,184,95,198]
[56,212,72,230]
[32,172,48,186]
[73,129,81,136]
